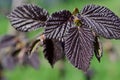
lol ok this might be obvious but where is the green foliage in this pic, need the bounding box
[0,15,8,35]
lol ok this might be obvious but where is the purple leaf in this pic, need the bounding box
[8,4,49,32]
[45,10,72,41]
[43,39,64,67]
[65,25,94,72]
[79,4,120,39]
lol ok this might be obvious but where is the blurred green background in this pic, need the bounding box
[1,0,120,80]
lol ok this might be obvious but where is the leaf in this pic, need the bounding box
[0,35,16,49]
[28,39,41,55]
[11,49,21,57]
[28,52,40,69]
[1,55,16,70]
[27,34,45,56]
[45,10,72,41]
[79,4,120,39]
[94,37,103,62]
[0,35,15,43]
[43,39,64,67]
[65,25,94,72]
[8,4,49,32]
[24,47,40,69]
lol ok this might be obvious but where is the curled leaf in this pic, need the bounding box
[8,4,49,32]
[27,34,45,56]
[28,39,41,55]
[43,39,64,67]
[94,37,103,62]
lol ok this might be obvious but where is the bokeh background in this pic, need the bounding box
[0,0,120,80]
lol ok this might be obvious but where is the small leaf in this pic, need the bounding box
[45,10,72,41]
[1,55,16,70]
[25,52,40,69]
[94,37,103,62]
[28,39,41,55]
[65,25,94,72]
[43,39,64,67]
[0,35,16,48]
[27,34,45,56]
[0,35,15,43]
[23,49,38,69]
[8,4,49,32]
[11,49,21,57]
[79,4,120,39]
